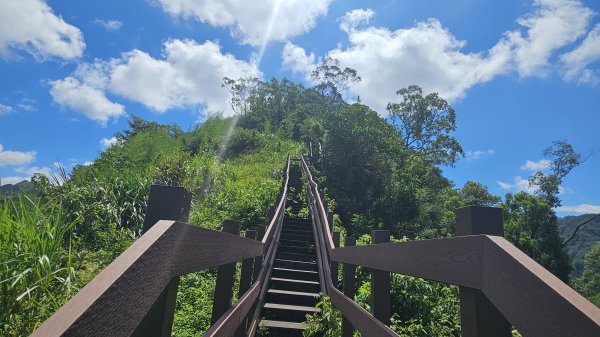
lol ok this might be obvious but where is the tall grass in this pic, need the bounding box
[0,195,76,336]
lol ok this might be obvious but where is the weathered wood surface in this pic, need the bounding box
[371,230,391,326]
[342,237,356,337]
[31,221,263,337]
[330,235,600,337]
[331,236,483,288]
[483,236,600,337]
[456,206,511,337]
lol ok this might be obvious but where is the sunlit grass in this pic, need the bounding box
[0,194,76,336]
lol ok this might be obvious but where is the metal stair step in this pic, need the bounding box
[264,303,320,313]
[260,319,306,330]
[270,277,320,292]
[272,267,319,281]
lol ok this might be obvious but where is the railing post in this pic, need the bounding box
[234,230,257,337]
[455,206,512,337]
[211,220,242,325]
[371,230,391,326]
[133,185,191,337]
[342,237,356,337]
[331,232,340,288]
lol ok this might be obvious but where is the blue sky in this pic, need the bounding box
[1,0,599,215]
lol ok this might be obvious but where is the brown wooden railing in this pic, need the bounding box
[300,155,600,337]
[28,153,600,337]
[30,155,291,337]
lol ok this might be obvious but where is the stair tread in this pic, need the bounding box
[277,252,315,259]
[276,259,316,265]
[279,244,314,250]
[260,319,307,330]
[268,289,320,297]
[271,277,319,285]
[273,267,318,274]
[264,303,320,312]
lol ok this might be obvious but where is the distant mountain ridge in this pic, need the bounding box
[1,180,33,196]
[559,214,600,277]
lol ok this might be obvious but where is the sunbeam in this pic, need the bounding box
[256,0,283,67]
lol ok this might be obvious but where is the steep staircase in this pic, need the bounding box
[258,164,322,336]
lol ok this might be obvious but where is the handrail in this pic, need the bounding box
[31,155,292,337]
[30,221,263,337]
[301,156,398,337]
[300,155,600,337]
[208,154,291,337]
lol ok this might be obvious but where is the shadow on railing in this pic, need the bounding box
[300,155,600,337]
[31,155,291,337]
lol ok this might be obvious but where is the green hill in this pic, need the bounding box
[1,180,33,196]
[559,214,600,277]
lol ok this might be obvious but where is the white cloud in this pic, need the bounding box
[94,19,123,31]
[339,8,375,33]
[282,41,315,77]
[50,77,125,126]
[520,159,551,171]
[556,204,600,214]
[82,161,93,166]
[560,23,600,85]
[465,149,495,161]
[0,144,36,167]
[317,18,512,112]
[497,176,538,194]
[0,0,85,60]
[100,137,118,148]
[156,0,332,46]
[0,176,30,185]
[16,103,37,112]
[0,103,13,115]
[498,175,571,195]
[57,39,260,117]
[282,2,600,115]
[507,0,594,77]
[14,165,54,177]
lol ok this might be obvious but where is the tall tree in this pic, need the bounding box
[222,76,261,116]
[529,140,582,207]
[503,192,572,282]
[460,181,501,207]
[386,85,463,166]
[311,56,361,102]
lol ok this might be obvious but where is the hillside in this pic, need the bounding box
[559,214,600,276]
[0,180,33,196]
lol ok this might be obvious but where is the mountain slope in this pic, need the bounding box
[559,214,600,276]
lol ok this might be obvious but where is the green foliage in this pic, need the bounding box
[387,85,463,166]
[303,297,342,337]
[224,128,266,159]
[0,196,76,336]
[528,140,582,208]
[389,275,460,336]
[172,270,216,336]
[311,56,361,102]
[503,192,572,282]
[459,181,501,207]
[575,242,600,307]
